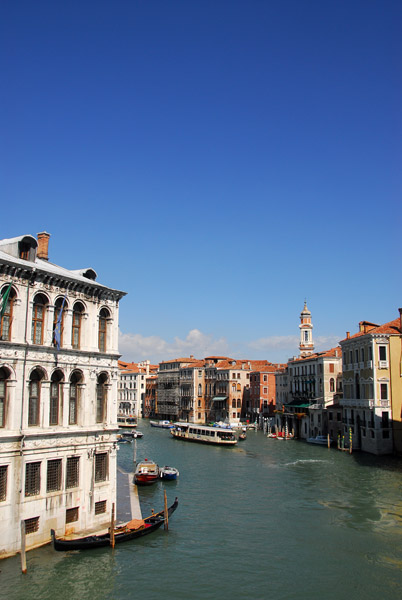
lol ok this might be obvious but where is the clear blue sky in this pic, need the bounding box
[1,0,400,363]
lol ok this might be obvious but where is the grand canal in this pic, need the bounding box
[2,421,402,599]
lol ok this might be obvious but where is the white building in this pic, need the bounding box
[118,361,150,418]
[0,233,125,558]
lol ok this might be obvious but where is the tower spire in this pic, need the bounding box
[299,301,314,357]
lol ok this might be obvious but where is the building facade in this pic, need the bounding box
[340,313,402,455]
[0,233,125,557]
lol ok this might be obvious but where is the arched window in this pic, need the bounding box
[98,308,109,352]
[29,369,45,426]
[53,297,67,349]
[330,378,335,393]
[69,371,82,425]
[72,302,84,349]
[31,294,47,345]
[0,285,16,341]
[198,383,202,396]
[96,373,108,423]
[50,370,64,426]
[0,366,11,427]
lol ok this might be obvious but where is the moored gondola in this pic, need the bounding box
[50,498,178,551]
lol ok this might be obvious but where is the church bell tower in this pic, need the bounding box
[299,301,314,357]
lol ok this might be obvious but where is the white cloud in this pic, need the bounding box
[118,328,230,363]
[248,334,341,356]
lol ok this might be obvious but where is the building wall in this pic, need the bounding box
[390,336,402,454]
[0,238,124,557]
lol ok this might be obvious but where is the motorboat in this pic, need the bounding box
[150,420,174,429]
[160,466,179,480]
[134,459,160,485]
[306,435,332,445]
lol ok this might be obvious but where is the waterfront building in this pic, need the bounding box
[248,361,285,422]
[278,348,342,439]
[179,360,207,423]
[157,357,198,420]
[340,311,402,455]
[118,360,156,418]
[0,233,125,558]
[144,375,157,418]
[275,365,289,412]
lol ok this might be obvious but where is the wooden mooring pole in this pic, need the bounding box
[110,503,115,548]
[20,520,27,574]
[164,490,168,531]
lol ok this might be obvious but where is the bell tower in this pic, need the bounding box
[299,301,314,357]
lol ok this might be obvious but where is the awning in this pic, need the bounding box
[212,396,228,402]
[284,400,310,408]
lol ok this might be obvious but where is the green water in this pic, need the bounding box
[1,421,402,600]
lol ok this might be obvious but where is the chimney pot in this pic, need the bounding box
[346,331,350,339]
[37,232,50,261]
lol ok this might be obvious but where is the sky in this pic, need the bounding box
[1,0,401,364]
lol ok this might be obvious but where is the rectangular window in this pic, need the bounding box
[66,456,80,489]
[380,384,388,400]
[28,381,40,426]
[379,346,387,361]
[0,379,6,427]
[95,500,107,515]
[66,507,79,523]
[25,516,39,534]
[329,363,334,373]
[47,459,62,493]
[382,411,389,428]
[25,462,41,497]
[95,453,108,482]
[49,382,60,426]
[0,465,8,501]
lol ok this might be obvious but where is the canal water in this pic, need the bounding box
[2,420,402,600]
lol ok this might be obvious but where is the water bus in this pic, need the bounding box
[117,416,137,428]
[170,423,237,446]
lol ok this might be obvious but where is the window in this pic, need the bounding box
[24,516,39,534]
[66,507,79,523]
[263,387,268,394]
[330,378,335,392]
[329,363,334,373]
[66,456,79,488]
[0,367,11,428]
[72,302,84,349]
[95,500,107,515]
[96,373,108,423]
[198,383,202,396]
[0,285,15,341]
[31,294,47,345]
[25,462,41,497]
[53,296,67,348]
[0,465,8,501]
[95,453,108,482]
[28,369,44,426]
[46,459,62,492]
[98,308,109,352]
[50,370,63,426]
[380,384,388,400]
[69,371,82,425]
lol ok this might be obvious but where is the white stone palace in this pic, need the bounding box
[0,233,125,558]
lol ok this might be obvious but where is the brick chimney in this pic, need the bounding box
[37,232,50,260]
[346,331,350,339]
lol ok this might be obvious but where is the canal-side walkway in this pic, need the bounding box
[116,466,142,522]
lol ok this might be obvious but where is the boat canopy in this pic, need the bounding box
[212,396,228,402]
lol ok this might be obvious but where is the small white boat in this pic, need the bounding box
[150,420,174,429]
[160,466,179,480]
[306,435,332,446]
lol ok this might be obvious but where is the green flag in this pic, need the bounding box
[0,283,12,318]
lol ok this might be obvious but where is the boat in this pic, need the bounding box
[134,459,160,485]
[238,428,247,441]
[170,423,237,446]
[50,498,178,551]
[117,416,137,428]
[117,434,132,443]
[306,435,332,446]
[160,466,179,480]
[150,420,174,429]
[120,430,143,439]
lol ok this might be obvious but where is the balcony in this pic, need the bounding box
[378,361,388,369]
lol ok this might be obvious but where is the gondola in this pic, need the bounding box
[50,497,178,551]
